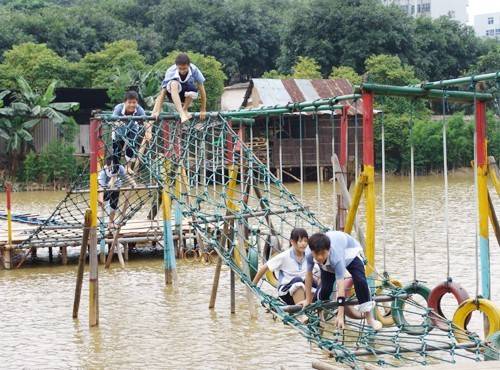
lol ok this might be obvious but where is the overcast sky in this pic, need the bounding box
[468,0,500,23]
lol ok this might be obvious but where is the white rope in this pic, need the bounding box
[410,114,417,282]
[315,112,321,214]
[354,100,359,180]
[331,111,337,228]
[472,92,480,298]
[299,113,304,202]
[381,112,387,273]
[442,95,450,280]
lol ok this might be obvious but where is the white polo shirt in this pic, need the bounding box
[266,248,307,286]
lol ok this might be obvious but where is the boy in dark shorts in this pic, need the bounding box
[151,53,207,123]
[111,91,149,175]
[304,231,382,330]
[98,157,136,230]
[252,228,317,305]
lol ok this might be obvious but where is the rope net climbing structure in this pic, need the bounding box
[21,112,499,368]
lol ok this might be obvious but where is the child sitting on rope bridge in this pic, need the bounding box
[111,91,150,175]
[151,53,207,123]
[98,157,136,231]
[304,231,382,331]
[252,228,317,305]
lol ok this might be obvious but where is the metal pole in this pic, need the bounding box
[475,99,490,299]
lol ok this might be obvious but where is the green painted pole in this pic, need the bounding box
[420,71,500,89]
[355,84,493,102]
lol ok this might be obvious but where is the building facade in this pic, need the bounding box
[382,0,468,23]
[474,12,500,39]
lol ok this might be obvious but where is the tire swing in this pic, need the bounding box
[375,278,403,326]
[452,298,500,343]
[428,95,470,330]
[390,107,432,335]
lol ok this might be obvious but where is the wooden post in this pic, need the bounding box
[124,243,129,261]
[73,209,92,319]
[48,247,53,263]
[89,117,100,327]
[61,246,68,265]
[209,257,223,309]
[3,182,13,269]
[230,270,236,314]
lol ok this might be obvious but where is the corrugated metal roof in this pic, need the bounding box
[244,78,363,115]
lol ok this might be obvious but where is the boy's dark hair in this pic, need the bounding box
[124,90,139,102]
[290,228,308,244]
[105,157,118,174]
[105,156,113,166]
[175,53,190,65]
[308,233,331,252]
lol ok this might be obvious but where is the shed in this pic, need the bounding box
[235,78,364,180]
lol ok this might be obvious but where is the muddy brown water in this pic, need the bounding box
[0,173,499,369]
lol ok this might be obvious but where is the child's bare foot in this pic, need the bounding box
[367,317,383,331]
[180,112,190,123]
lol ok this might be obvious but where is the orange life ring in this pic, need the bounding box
[428,280,470,330]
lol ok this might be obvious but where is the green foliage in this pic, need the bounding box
[278,0,415,75]
[22,150,39,182]
[21,140,78,184]
[0,77,79,174]
[153,50,226,110]
[78,40,147,101]
[329,66,362,85]
[261,69,288,79]
[412,16,485,80]
[365,54,418,85]
[291,56,322,79]
[469,44,500,74]
[0,43,76,91]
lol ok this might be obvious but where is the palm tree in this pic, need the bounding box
[0,77,79,174]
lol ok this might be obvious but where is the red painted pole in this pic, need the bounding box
[362,91,375,275]
[226,120,234,164]
[340,105,349,167]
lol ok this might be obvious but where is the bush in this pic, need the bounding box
[21,141,78,185]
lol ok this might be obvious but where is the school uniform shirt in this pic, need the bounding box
[98,165,126,189]
[266,248,308,287]
[306,231,363,280]
[161,63,206,89]
[111,103,146,138]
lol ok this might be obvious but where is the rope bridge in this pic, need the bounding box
[17,108,499,368]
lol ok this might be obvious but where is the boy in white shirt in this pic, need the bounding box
[252,228,317,305]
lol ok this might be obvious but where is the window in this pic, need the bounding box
[411,5,415,14]
[422,3,430,12]
[488,17,494,25]
[486,29,495,36]
[496,29,500,35]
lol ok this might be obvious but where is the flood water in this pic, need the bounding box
[0,172,499,369]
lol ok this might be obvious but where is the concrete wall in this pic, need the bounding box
[474,12,500,38]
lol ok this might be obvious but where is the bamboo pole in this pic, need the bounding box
[73,209,91,319]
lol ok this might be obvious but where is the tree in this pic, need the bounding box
[278,0,415,75]
[152,50,226,110]
[412,16,485,81]
[291,56,322,79]
[261,69,289,79]
[0,42,76,91]
[469,44,500,74]
[330,66,362,85]
[0,77,79,174]
[151,0,283,81]
[78,40,147,101]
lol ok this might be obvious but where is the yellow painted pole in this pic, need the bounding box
[343,175,366,235]
[89,118,99,326]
